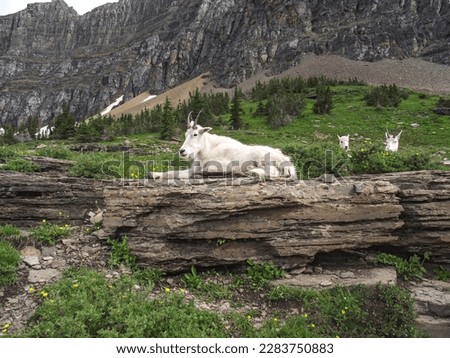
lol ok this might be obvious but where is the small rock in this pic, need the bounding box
[166,278,175,285]
[22,256,40,267]
[61,238,77,246]
[314,266,323,274]
[42,256,53,261]
[41,247,56,257]
[51,259,66,269]
[28,269,61,283]
[290,267,306,275]
[320,280,333,287]
[20,247,40,257]
[340,271,356,279]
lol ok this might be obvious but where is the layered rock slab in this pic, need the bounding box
[103,178,402,272]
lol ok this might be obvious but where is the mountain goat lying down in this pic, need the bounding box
[148,112,297,180]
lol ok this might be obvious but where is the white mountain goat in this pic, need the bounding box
[337,135,350,151]
[147,111,297,180]
[385,130,402,152]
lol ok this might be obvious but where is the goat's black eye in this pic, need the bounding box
[193,133,198,137]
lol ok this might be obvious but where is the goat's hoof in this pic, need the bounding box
[146,172,160,180]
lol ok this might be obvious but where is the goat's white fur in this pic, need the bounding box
[385,130,402,152]
[337,134,350,151]
[148,112,297,180]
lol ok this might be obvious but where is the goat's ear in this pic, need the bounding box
[396,131,402,138]
[337,135,340,139]
[199,127,212,134]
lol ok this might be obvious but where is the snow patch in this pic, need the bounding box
[141,94,157,103]
[101,95,124,116]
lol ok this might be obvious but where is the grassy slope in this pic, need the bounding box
[0,85,449,179]
[224,87,449,151]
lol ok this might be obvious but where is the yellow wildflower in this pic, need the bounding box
[164,287,170,293]
[246,315,251,321]
[72,283,79,288]
[303,313,308,318]
[40,290,48,298]
[341,309,346,315]
[28,287,35,293]
[310,323,315,328]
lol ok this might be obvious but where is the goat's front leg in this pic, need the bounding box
[147,168,192,180]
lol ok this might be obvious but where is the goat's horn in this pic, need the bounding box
[187,111,193,128]
[194,109,203,126]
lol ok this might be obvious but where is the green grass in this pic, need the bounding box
[30,220,72,245]
[1,85,448,179]
[0,224,21,238]
[0,240,21,285]
[14,267,423,338]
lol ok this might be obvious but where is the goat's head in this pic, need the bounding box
[385,130,402,152]
[337,134,350,151]
[179,110,212,160]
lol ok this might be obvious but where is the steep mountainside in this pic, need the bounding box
[0,0,449,126]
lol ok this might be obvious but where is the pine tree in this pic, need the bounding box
[230,86,244,130]
[26,116,38,140]
[160,97,175,140]
[52,104,76,139]
[313,84,333,115]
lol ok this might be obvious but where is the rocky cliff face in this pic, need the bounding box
[1,0,449,126]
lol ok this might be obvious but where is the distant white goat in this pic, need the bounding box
[35,125,54,139]
[0,127,4,136]
[385,130,402,152]
[337,135,350,151]
[148,111,297,180]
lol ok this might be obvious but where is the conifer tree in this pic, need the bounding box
[230,86,244,130]
[52,104,76,139]
[160,97,175,140]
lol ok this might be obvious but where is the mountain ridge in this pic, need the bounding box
[0,0,449,126]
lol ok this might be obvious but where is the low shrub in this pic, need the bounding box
[246,260,285,289]
[0,241,21,285]
[30,220,72,245]
[375,253,428,280]
[364,84,408,107]
[20,268,226,338]
[3,158,39,172]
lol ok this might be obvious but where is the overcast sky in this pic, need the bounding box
[0,0,119,16]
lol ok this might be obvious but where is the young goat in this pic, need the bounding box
[337,135,350,151]
[148,112,297,180]
[385,130,402,152]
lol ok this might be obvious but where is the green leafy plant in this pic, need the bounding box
[0,224,21,238]
[375,253,429,280]
[246,260,285,289]
[108,236,137,270]
[3,158,39,172]
[267,284,422,338]
[19,268,226,338]
[133,268,164,285]
[182,266,204,290]
[364,84,408,107]
[434,266,450,282]
[30,220,72,245]
[0,240,21,285]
